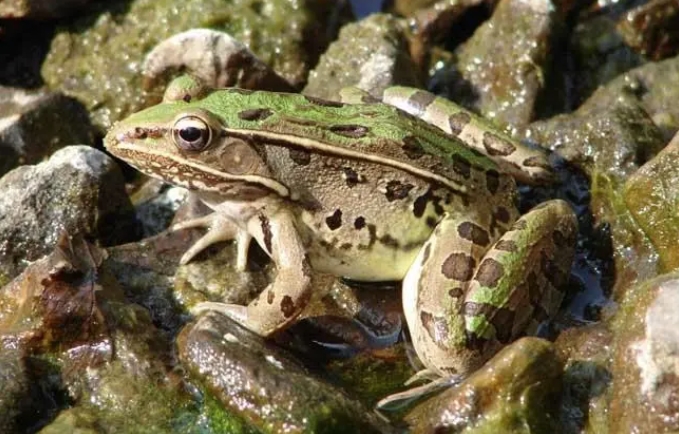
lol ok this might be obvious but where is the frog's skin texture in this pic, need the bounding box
[104,76,577,380]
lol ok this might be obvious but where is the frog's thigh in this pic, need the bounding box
[403,213,490,376]
[464,199,577,348]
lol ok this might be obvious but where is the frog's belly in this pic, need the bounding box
[301,209,435,281]
[308,240,422,281]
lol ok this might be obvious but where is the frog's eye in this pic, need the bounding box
[172,116,212,151]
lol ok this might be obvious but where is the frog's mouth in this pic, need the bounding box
[110,141,290,197]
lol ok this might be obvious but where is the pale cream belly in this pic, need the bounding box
[306,240,422,281]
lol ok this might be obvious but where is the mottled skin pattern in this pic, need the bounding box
[104,76,577,381]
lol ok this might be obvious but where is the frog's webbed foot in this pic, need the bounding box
[376,375,461,411]
[172,212,251,270]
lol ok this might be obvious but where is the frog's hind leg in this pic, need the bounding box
[464,199,577,348]
[402,213,493,379]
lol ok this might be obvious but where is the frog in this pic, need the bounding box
[104,75,577,398]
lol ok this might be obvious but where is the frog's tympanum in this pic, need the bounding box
[104,76,577,395]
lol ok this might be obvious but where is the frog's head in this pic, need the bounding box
[104,76,289,198]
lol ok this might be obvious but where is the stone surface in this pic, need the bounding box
[0,146,137,282]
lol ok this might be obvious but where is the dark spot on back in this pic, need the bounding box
[342,167,363,187]
[267,290,275,304]
[402,135,425,159]
[304,95,345,107]
[385,180,414,201]
[413,189,444,218]
[329,124,370,138]
[457,221,490,246]
[451,154,472,179]
[259,214,273,253]
[407,90,436,116]
[448,112,471,136]
[340,242,352,250]
[441,253,476,281]
[183,94,192,103]
[325,209,342,230]
[426,216,438,228]
[354,216,366,230]
[280,295,296,318]
[474,258,504,288]
[485,169,500,195]
[238,108,274,121]
[289,148,311,165]
[483,132,517,156]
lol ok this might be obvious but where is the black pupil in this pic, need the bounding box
[179,126,204,143]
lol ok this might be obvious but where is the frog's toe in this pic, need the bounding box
[376,375,460,411]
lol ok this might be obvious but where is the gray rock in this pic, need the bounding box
[0,145,137,281]
[304,13,421,100]
[609,272,679,433]
[0,87,95,177]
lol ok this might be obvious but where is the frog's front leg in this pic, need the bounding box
[193,208,312,336]
[404,199,577,379]
[173,212,252,271]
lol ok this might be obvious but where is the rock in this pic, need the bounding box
[0,87,95,177]
[0,146,137,281]
[449,0,558,128]
[568,12,644,108]
[608,273,679,433]
[142,29,296,92]
[304,14,421,100]
[617,0,679,61]
[0,0,92,19]
[405,337,563,433]
[555,324,613,433]
[41,0,353,130]
[0,234,203,433]
[177,311,392,434]
[624,130,679,271]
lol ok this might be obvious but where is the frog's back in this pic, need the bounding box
[197,88,512,200]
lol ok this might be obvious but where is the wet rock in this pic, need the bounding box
[624,130,679,271]
[450,0,558,128]
[177,311,392,434]
[572,53,679,140]
[555,324,613,434]
[0,145,137,281]
[0,87,95,177]
[569,12,644,107]
[41,0,353,130]
[617,0,679,61]
[0,0,92,19]
[129,179,188,238]
[143,29,296,93]
[608,272,679,433]
[0,235,202,433]
[405,337,563,433]
[526,93,665,181]
[304,14,421,100]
